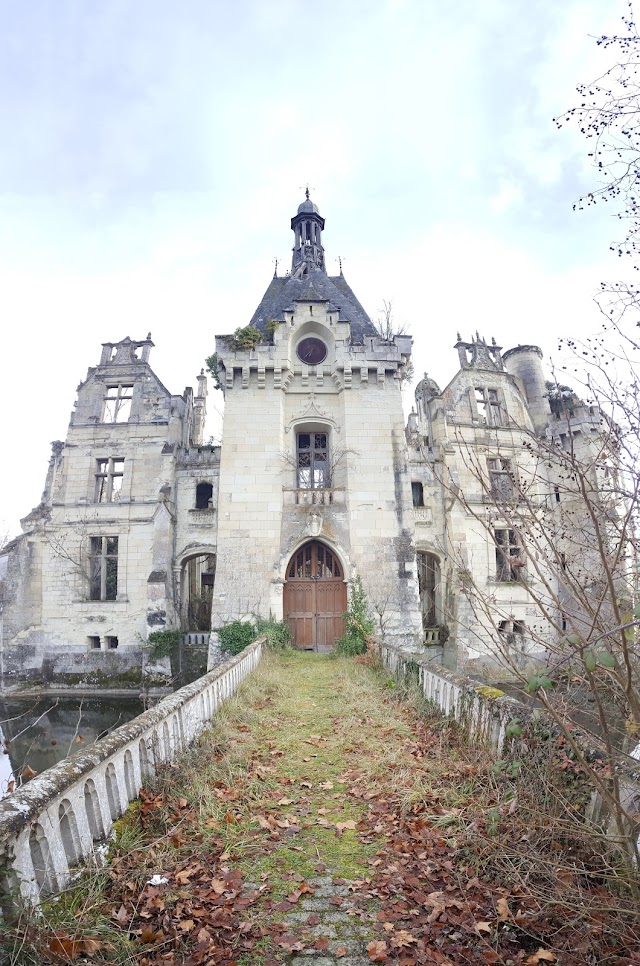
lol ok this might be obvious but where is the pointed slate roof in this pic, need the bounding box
[249,268,378,344]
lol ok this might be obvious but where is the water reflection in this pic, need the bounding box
[0,695,154,798]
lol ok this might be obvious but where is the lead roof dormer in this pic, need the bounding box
[454,332,504,371]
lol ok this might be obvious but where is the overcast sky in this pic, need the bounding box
[0,0,626,538]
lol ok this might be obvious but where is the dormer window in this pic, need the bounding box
[103,385,133,423]
[475,387,503,426]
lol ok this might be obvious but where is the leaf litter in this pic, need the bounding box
[6,651,640,965]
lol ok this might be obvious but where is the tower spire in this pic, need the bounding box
[291,191,326,276]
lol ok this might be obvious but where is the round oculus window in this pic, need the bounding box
[296,337,327,365]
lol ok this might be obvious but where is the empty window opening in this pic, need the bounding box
[297,432,329,489]
[498,620,510,634]
[560,552,567,571]
[513,620,525,636]
[106,636,119,649]
[554,485,561,503]
[487,458,514,500]
[102,385,133,423]
[195,482,213,509]
[494,529,523,582]
[95,457,124,502]
[411,482,424,507]
[88,636,101,649]
[475,387,503,426]
[89,536,118,601]
[183,553,216,631]
[561,614,568,631]
[417,552,438,628]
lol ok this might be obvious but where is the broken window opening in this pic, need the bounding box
[89,536,119,601]
[297,432,329,489]
[411,482,424,507]
[494,529,523,582]
[106,636,119,649]
[475,387,504,426]
[102,385,133,423]
[195,482,213,509]
[88,636,101,649]
[487,458,514,501]
[95,457,124,503]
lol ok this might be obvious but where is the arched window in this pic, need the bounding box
[195,482,213,509]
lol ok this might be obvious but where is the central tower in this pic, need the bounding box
[208,194,422,662]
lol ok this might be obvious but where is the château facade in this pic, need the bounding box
[0,195,610,686]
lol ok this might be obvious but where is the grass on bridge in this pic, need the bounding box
[5,651,639,965]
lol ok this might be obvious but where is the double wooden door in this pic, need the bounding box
[283,542,346,651]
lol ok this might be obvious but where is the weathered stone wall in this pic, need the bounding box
[0,337,209,687]
[209,299,422,655]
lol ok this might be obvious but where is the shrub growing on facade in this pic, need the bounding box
[335,577,375,656]
[218,620,257,655]
[147,629,183,660]
[255,616,291,651]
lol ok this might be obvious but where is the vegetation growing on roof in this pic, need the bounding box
[229,325,263,350]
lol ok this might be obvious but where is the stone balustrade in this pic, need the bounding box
[0,639,264,904]
[381,642,520,753]
[282,487,345,507]
[381,641,640,851]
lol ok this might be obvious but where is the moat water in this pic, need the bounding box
[0,694,155,798]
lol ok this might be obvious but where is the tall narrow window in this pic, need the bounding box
[103,385,133,423]
[487,458,514,500]
[195,482,213,509]
[89,537,119,601]
[297,432,329,489]
[494,529,522,582]
[411,482,424,507]
[95,458,124,502]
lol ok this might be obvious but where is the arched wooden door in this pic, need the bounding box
[284,541,347,651]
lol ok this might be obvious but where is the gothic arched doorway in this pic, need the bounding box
[283,541,347,651]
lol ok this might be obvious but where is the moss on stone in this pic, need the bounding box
[475,685,505,700]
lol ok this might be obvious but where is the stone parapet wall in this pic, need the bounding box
[0,639,264,904]
[381,642,640,851]
[381,642,522,754]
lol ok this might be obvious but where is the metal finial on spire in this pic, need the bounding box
[305,185,310,200]
[274,257,278,277]
[338,256,343,274]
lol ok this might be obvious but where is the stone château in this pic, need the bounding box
[0,194,608,687]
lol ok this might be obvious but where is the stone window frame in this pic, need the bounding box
[102,384,134,423]
[95,457,124,503]
[474,386,506,426]
[411,481,425,507]
[487,457,516,501]
[195,482,214,509]
[88,536,119,601]
[493,528,524,582]
[296,431,330,489]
